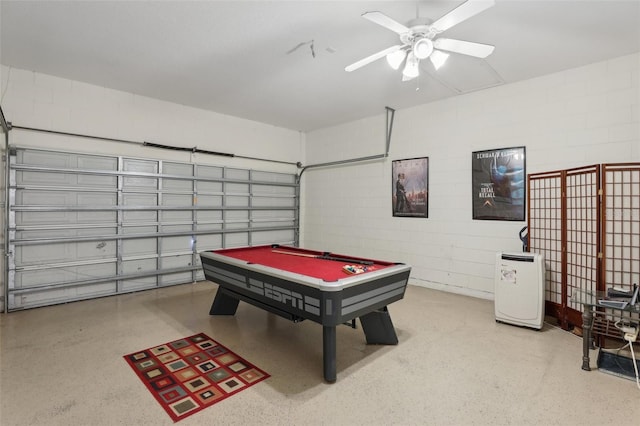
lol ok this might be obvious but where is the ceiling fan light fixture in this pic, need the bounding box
[402,52,420,79]
[386,49,407,70]
[412,38,433,60]
[429,50,450,70]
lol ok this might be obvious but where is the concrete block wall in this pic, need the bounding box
[0,65,304,171]
[302,53,640,299]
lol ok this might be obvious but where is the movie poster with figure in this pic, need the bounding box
[472,146,526,221]
[392,157,428,218]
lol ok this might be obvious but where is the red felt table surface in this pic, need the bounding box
[214,245,394,282]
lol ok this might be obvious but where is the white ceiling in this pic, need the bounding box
[1,1,639,132]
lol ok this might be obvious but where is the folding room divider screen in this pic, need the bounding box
[528,163,640,329]
[4,146,299,311]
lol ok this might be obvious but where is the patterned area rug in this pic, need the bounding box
[124,333,270,422]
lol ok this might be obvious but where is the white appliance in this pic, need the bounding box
[494,252,545,330]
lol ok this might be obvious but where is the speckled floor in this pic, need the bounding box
[1,282,639,426]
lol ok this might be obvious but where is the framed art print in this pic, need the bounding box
[392,157,428,218]
[472,146,526,221]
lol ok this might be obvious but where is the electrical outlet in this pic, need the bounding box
[624,326,639,343]
[621,325,637,334]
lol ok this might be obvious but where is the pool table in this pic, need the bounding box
[199,244,411,382]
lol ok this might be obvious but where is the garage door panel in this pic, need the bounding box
[226,169,249,180]
[15,282,117,309]
[122,238,157,256]
[226,183,249,194]
[77,155,117,172]
[122,258,158,274]
[76,240,117,260]
[252,171,295,184]
[196,208,222,223]
[196,234,222,250]
[162,224,192,233]
[197,165,223,179]
[226,196,249,207]
[252,197,295,207]
[162,193,191,206]
[17,170,74,185]
[120,277,157,292]
[123,193,158,206]
[17,190,75,206]
[123,225,156,235]
[124,159,158,173]
[161,235,192,252]
[225,232,249,247]
[197,181,223,193]
[77,211,117,223]
[76,174,117,187]
[15,262,116,289]
[161,254,192,268]
[164,162,193,175]
[123,210,158,222]
[123,176,158,189]
[251,230,295,245]
[196,195,222,206]
[15,242,74,266]
[19,150,71,167]
[77,192,116,206]
[160,272,193,285]
[163,178,192,191]
[196,223,222,232]
[161,210,192,222]
[17,211,76,226]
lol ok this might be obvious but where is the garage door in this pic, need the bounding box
[6,146,298,311]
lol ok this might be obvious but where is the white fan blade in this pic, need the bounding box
[430,0,495,33]
[345,45,403,72]
[434,38,495,58]
[362,11,410,35]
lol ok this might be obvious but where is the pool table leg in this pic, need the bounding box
[360,306,399,345]
[323,326,337,383]
[209,288,240,315]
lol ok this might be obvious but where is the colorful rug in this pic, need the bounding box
[124,332,270,422]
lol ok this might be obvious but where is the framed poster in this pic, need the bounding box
[392,157,428,218]
[472,146,526,221]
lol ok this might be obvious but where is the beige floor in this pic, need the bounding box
[1,282,639,426]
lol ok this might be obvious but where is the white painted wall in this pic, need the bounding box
[302,53,640,300]
[0,65,304,171]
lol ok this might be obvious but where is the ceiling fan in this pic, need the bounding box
[345,0,496,81]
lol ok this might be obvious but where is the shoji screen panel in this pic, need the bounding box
[528,171,564,309]
[6,146,298,311]
[564,166,600,323]
[603,164,640,291]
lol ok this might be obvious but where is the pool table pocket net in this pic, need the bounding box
[123,332,269,422]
